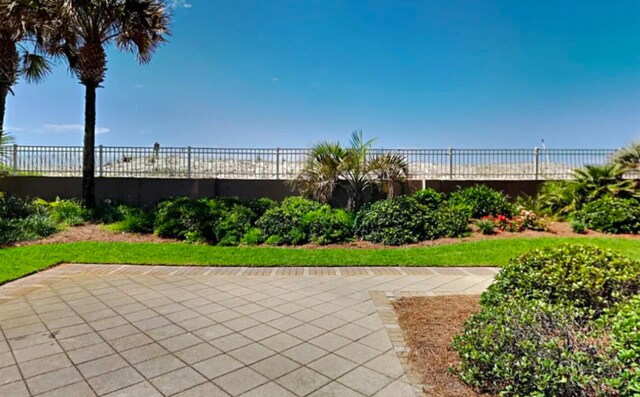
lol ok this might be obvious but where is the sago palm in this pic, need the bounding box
[292,131,409,211]
[0,0,52,141]
[46,0,170,207]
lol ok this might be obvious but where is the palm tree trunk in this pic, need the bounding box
[82,83,97,208]
[0,85,7,142]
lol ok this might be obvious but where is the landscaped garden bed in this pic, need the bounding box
[394,244,640,397]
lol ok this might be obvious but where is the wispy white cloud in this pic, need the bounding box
[4,126,24,132]
[166,0,192,9]
[44,124,110,135]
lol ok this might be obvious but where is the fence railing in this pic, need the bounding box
[1,145,635,180]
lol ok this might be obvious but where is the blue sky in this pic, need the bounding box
[5,0,640,149]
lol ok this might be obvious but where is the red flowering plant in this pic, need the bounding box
[477,210,547,235]
[480,214,522,233]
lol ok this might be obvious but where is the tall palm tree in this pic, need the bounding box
[47,0,170,207]
[0,0,52,141]
[292,131,409,211]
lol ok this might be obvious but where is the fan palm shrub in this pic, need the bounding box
[46,0,170,207]
[612,141,640,170]
[292,131,409,211]
[539,163,637,217]
[0,0,53,141]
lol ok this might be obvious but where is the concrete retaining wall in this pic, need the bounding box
[0,177,545,206]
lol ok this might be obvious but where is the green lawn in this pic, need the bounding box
[1,237,639,285]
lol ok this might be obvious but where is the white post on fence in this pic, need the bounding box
[12,144,18,176]
[534,147,539,180]
[449,147,454,179]
[187,146,192,179]
[99,145,104,177]
[276,147,281,180]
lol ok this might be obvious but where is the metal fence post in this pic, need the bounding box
[276,147,281,180]
[12,144,18,176]
[449,147,454,179]
[99,145,104,177]
[534,147,539,180]
[187,146,192,179]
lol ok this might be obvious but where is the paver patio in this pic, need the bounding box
[0,265,497,397]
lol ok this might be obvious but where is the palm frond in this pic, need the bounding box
[291,132,408,210]
[612,142,640,169]
[20,52,52,83]
[0,131,15,163]
[368,153,409,198]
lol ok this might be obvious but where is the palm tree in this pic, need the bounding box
[612,142,640,170]
[571,163,636,202]
[46,0,170,207]
[539,163,637,217]
[0,0,53,141]
[292,131,409,211]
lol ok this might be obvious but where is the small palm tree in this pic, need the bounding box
[612,142,640,170]
[539,163,637,217]
[0,0,53,141]
[292,131,409,211]
[572,163,637,202]
[46,0,170,207]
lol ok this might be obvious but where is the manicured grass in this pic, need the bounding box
[1,237,639,285]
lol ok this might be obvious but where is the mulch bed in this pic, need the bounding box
[13,224,177,247]
[7,221,640,249]
[393,295,488,397]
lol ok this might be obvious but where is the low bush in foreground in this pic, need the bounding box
[481,244,640,316]
[455,244,640,396]
[453,300,612,396]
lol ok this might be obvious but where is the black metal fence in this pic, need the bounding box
[1,145,634,180]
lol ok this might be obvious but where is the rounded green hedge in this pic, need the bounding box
[575,196,640,234]
[481,244,640,316]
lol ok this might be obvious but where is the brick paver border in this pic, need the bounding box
[1,264,499,302]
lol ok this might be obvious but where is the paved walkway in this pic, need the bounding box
[0,265,497,397]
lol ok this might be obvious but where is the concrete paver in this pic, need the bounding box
[0,264,496,396]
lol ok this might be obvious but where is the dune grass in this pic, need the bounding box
[1,237,639,285]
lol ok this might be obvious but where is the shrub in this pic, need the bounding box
[453,299,612,396]
[413,188,443,210]
[154,197,221,242]
[38,198,87,226]
[215,204,255,246]
[303,206,354,245]
[481,244,640,317]
[91,199,125,224]
[607,295,640,396]
[448,185,514,218]
[434,203,472,238]
[264,235,282,246]
[571,219,587,234]
[256,197,321,245]
[355,196,427,245]
[0,214,58,244]
[240,228,263,246]
[0,195,34,219]
[574,196,640,234]
[108,206,155,234]
[475,219,496,235]
[244,198,277,220]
